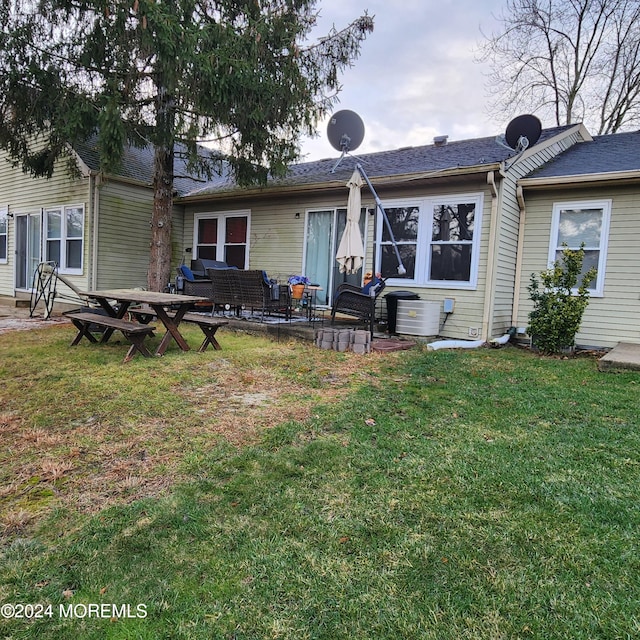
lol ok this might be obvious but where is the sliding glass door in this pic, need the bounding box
[15,213,41,290]
[304,208,366,306]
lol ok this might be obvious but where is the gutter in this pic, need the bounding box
[480,170,500,341]
[520,169,640,189]
[399,163,502,183]
[176,163,502,204]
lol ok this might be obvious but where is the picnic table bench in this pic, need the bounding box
[79,289,209,356]
[65,311,157,362]
[129,309,228,352]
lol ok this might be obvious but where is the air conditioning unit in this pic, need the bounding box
[396,300,441,336]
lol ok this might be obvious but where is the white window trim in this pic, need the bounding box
[548,199,611,298]
[0,205,8,264]
[43,204,84,274]
[377,192,484,290]
[193,210,251,268]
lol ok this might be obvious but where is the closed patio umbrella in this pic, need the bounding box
[336,168,365,274]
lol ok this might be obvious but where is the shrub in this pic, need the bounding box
[527,245,596,354]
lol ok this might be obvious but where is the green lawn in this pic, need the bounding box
[1,324,639,639]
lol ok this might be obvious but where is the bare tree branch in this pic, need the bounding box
[479,0,640,133]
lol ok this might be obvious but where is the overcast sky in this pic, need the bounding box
[299,0,509,161]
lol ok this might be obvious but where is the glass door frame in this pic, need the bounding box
[15,211,42,291]
[303,207,368,307]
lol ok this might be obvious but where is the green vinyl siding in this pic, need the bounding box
[96,181,153,289]
[518,184,640,349]
[96,180,183,290]
[488,129,588,339]
[0,147,90,297]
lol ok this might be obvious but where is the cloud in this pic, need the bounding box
[300,0,506,160]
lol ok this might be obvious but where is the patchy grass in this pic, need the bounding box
[1,323,639,639]
[0,324,372,524]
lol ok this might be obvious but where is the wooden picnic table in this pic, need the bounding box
[79,289,209,356]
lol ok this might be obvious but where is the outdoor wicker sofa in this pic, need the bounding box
[206,268,291,319]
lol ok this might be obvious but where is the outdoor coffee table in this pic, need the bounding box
[79,289,209,356]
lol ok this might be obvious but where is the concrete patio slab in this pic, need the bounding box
[598,342,640,372]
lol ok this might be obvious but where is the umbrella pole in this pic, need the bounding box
[356,164,407,276]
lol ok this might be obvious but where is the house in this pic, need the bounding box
[176,123,592,343]
[515,131,640,349]
[2,122,637,349]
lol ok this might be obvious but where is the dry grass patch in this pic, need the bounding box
[176,356,372,446]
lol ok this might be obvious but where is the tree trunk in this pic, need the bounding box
[148,74,175,293]
[147,144,174,292]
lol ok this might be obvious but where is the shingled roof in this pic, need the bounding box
[72,136,225,197]
[73,124,578,198]
[183,125,576,198]
[523,130,640,181]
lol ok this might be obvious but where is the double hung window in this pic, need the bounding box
[549,200,610,296]
[377,193,483,288]
[44,205,84,273]
[429,200,476,282]
[194,212,249,269]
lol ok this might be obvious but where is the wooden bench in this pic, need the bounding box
[180,313,228,352]
[129,309,228,352]
[65,311,157,362]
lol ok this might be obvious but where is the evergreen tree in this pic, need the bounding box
[0,1,373,290]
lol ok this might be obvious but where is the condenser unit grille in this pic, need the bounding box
[396,300,440,336]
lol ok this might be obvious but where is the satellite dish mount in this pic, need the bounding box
[326,109,407,276]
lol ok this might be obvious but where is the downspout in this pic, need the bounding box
[481,171,500,341]
[511,185,527,328]
[91,172,102,290]
[427,332,512,351]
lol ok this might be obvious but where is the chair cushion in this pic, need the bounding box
[180,264,196,282]
[361,277,383,295]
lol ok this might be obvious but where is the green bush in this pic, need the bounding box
[527,245,596,353]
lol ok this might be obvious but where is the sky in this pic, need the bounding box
[299,0,509,161]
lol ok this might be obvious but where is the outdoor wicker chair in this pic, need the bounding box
[177,264,214,299]
[330,278,386,335]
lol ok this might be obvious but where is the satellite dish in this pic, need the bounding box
[327,110,365,153]
[505,114,542,151]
